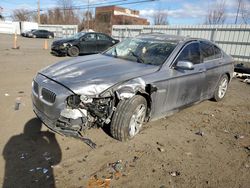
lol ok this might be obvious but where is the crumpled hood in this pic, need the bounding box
[39,54,158,95]
[52,38,75,46]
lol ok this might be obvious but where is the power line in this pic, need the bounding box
[5,0,156,18]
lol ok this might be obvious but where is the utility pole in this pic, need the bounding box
[37,0,40,24]
[235,0,241,24]
[87,0,89,31]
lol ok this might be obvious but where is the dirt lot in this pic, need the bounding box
[0,34,249,188]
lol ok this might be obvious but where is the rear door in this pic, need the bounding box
[79,33,97,54]
[96,33,114,52]
[40,30,47,38]
[200,40,224,98]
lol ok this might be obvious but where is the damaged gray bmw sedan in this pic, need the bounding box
[32,34,234,147]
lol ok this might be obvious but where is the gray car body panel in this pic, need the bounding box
[32,34,234,138]
[40,54,159,96]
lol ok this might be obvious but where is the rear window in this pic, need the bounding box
[214,45,222,59]
[97,34,110,41]
[200,41,222,61]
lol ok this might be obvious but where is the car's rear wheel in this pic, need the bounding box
[48,35,53,39]
[32,35,36,38]
[111,95,147,141]
[213,74,229,101]
[68,46,79,57]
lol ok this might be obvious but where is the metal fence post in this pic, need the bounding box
[210,28,217,42]
[177,28,182,36]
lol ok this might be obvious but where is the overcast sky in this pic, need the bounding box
[0,0,249,24]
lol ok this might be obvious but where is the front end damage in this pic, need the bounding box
[32,74,152,148]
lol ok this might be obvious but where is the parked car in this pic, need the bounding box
[51,32,119,57]
[28,29,54,38]
[32,34,234,146]
[21,29,37,37]
[234,63,250,74]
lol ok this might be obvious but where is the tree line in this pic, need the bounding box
[0,0,249,26]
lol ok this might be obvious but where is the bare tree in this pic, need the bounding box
[0,6,4,20]
[12,9,31,21]
[205,0,226,24]
[36,0,80,25]
[79,10,95,31]
[240,0,250,24]
[57,0,79,24]
[153,10,169,25]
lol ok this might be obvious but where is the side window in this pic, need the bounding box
[84,34,96,41]
[200,41,222,61]
[200,41,214,61]
[176,42,201,65]
[214,45,222,59]
[97,34,110,41]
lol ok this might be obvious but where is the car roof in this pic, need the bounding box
[136,33,198,43]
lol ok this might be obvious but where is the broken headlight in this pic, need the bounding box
[80,95,93,103]
[67,95,81,108]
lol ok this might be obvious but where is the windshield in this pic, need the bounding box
[104,38,177,65]
[68,32,86,39]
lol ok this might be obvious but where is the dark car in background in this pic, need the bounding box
[28,29,54,39]
[32,34,234,145]
[51,32,119,57]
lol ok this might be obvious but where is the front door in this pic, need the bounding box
[151,41,206,117]
[80,33,97,54]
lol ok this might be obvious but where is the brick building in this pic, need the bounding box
[95,6,149,35]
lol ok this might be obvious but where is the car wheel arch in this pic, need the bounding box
[136,92,152,121]
[114,85,154,121]
[225,72,230,81]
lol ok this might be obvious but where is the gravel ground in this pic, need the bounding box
[0,34,249,188]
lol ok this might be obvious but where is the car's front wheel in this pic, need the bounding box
[111,95,147,141]
[213,74,229,101]
[68,46,79,57]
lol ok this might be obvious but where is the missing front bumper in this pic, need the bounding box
[33,103,96,148]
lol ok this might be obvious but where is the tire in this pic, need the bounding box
[32,35,36,38]
[111,95,147,141]
[68,46,79,57]
[213,74,229,102]
[48,35,52,39]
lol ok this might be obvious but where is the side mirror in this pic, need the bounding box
[80,37,86,42]
[175,61,194,70]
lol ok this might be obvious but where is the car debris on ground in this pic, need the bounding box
[234,135,245,139]
[195,130,205,136]
[245,146,250,151]
[234,63,250,84]
[169,171,181,177]
[157,147,165,152]
[86,155,146,187]
[14,97,22,111]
